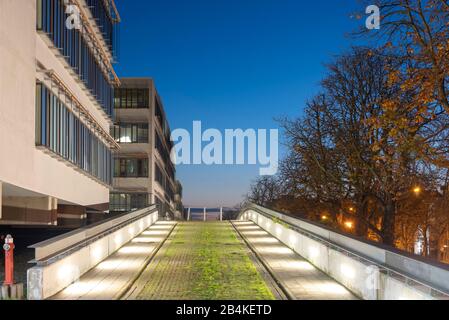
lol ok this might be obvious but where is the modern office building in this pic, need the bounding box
[0,0,120,225]
[109,78,182,218]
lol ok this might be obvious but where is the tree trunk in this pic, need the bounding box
[355,197,368,238]
[382,198,396,246]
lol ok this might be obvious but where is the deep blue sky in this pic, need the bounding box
[114,0,367,207]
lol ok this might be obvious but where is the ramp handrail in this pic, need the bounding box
[29,205,158,265]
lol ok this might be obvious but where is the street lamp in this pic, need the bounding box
[344,221,354,229]
[413,186,422,195]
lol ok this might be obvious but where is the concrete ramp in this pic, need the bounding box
[233,221,357,300]
[51,221,176,300]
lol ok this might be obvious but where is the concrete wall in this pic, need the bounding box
[113,177,151,192]
[0,0,110,211]
[241,207,449,300]
[27,208,159,300]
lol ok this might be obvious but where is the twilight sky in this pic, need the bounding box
[114,0,368,207]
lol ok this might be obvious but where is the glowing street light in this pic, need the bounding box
[413,186,422,195]
[344,221,354,229]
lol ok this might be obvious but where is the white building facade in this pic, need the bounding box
[0,0,120,225]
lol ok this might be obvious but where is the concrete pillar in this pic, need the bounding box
[220,207,223,221]
[0,181,2,220]
[51,197,58,226]
[203,208,207,222]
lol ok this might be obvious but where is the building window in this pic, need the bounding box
[110,193,149,212]
[155,132,175,183]
[111,123,149,144]
[114,158,149,178]
[155,163,165,188]
[114,88,149,109]
[35,82,113,185]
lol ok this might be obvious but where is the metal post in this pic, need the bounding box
[187,208,191,221]
[3,235,15,286]
[220,207,223,221]
[204,208,207,222]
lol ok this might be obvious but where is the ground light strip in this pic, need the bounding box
[118,222,178,300]
[230,221,295,300]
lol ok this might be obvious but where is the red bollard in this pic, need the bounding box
[3,235,15,286]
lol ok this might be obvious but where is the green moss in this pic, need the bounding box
[137,222,274,300]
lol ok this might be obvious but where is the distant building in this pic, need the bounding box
[0,0,120,225]
[110,78,182,218]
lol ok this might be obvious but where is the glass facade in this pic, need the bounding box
[35,82,113,185]
[114,158,149,178]
[85,0,117,56]
[36,0,115,117]
[110,123,149,143]
[114,88,150,109]
[155,163,165,188]
[110,193,149,212]
[155,132,175,183]
[155,163,174,204]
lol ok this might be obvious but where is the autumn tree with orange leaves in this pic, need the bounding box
[247,1,449,259]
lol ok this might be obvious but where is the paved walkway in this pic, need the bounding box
[233,221,358,300]
[51,221,176,300]
[125,222,276,300]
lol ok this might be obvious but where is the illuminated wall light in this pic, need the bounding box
[114,234,122,246]
[321,215,328,221]
[289,234,298,248]
[58,264,78,281]
[289,234,297,244]
[340,264,356,279]
[276,226,282,237]
[309,247,319,259]
[91,245,104,261]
